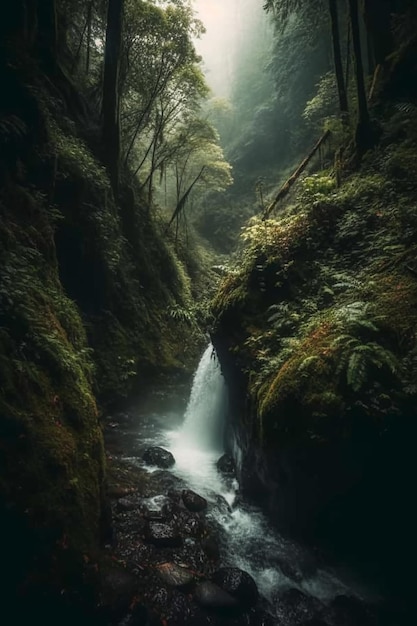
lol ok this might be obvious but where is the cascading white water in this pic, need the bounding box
[163,344,371,605]
[181,343,227,451]
[166,344,228,497]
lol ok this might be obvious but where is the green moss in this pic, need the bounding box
[0,181,106,570]
[213,134,417,446]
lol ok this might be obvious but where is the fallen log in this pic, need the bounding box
[263,129,331,219]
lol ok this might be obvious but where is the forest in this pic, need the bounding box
[1,0,417,625]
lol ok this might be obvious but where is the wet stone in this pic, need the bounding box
[216,453,236,476]
[141,495,173,521]
[274,588,323,625]
[183,513,204,537]
[155,562,195,588]
[201,536,220,561]
[194,581,239,610]
[116,497,138,512]
[143,446,175,469]
[144,521,182,548]
[182,489,208,512]
[212,567,259,610]
[213,494,232,515]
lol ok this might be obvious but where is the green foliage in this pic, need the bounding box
[303,72,339,129]
[49,119,109,190]
[297,173,336,203]
[168,304,194,325]
[334,336,400,392]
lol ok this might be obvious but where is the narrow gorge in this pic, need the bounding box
[1,1,417,625]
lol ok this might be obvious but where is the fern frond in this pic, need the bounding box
[351,319,378,332]
[298,355,320,373]
[367,343,399,373]
[347,351,367,392]
[332,335,360,348]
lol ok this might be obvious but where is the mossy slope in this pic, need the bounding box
[212,105,417,593]
[0,43,205,614]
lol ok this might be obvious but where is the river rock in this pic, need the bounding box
[155,562,195,588]
[182,489,208,512]
[183,512,204,537]
[144,521,182,547]
[116,497,138,512]
[141,495,173,521]
[275,588,323,625]
[194,581,239,610]
[143,446,175,468]
[201,535,220,561]
[211,567,258,609]
[216,453,236,476]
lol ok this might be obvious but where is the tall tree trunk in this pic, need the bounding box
[328,0,349,117]
[102,0,124,197]
[345,19,351,90]
[86,1,93,75]
[362,0,393,67]
[36,0,58,72]
[348,0,374,155]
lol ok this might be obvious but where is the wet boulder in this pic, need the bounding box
[274,588,323,625]
[211,567,258,609]
[201,535,220,561]
[155,562,196,588]
[144,521,182,548]
[216,453,236,476]
[140,495,174,521]
[116,497,138,512]
[213,493,232,515]
[143,446,175,468]
[194,581,239,610]
[183,513,205,537]
[182,489,208,512]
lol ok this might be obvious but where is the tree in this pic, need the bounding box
[348,0,374,154]
[328,0,349,117]
[362,0,393,69]
[102,0,124,196]
[163,117,233,231]
[120,1,204,172]
[37,0,58,71]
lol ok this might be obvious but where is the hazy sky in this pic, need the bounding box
[192,0,262,98]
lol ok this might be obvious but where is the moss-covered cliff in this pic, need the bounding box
[0,4,208,618]
[212,95,417,604]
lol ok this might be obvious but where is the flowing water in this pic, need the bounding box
[118,344,382,613]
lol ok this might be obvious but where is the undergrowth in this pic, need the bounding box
[213,114,417,444]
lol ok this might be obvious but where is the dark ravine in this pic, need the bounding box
[2,1,417,624]
[97,349,416,626]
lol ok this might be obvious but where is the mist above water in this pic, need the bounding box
[192,0,271,98]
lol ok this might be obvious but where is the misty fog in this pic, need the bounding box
[192,0,272,98]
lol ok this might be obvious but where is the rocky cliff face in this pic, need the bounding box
[211,97,417,607]
[0,3,204,616]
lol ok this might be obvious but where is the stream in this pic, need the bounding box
[106,344,390,624]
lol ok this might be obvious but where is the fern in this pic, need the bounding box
[168,305,193,325]
[394,102,417,115]
[347,350,367,392]
[266,302,300,332]
[0,115,27,140]
[298,355,320,374]
[334,336,400,392]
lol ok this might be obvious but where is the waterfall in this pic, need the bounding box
[149,344,372,609]
[180,343,227,452]
[166,344,228,496]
